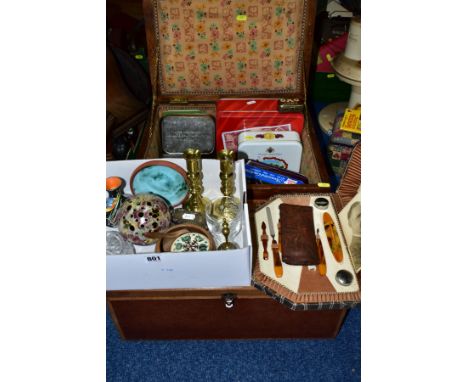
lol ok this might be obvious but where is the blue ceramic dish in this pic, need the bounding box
[130,160,188,207]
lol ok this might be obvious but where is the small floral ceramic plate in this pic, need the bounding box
[154,223,215,253]
[170,232,211,252]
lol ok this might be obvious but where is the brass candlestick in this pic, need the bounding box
[217,218,239,250]
[210,150,241,222]
[183,148,210,213]
[205,150,243,247]
[218,149,235,197]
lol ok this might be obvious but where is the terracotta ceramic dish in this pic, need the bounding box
[130,160,189,207]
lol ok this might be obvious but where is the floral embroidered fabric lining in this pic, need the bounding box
[155,0,306,94]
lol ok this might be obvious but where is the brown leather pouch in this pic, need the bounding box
[279,204,319,266]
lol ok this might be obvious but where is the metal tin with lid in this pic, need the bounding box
[161,115,215,157]
[237,131,303,172]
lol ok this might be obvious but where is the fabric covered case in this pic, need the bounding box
[279,204,319,266]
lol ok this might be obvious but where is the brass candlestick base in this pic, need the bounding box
[217,219,239,250]
[185,196,211,215]
[218,242,239,250]
[209,149,242,237]
[210,195,241,221]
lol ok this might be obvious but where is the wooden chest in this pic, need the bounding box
[107,287,347,340]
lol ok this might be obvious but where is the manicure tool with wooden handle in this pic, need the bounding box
[316,228,327,276]
[261,221,269,260]
[323,212,343,263]
[277,219,282,254]
[266,207,283,278]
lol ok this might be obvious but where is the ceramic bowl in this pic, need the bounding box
[130,160,188,207]
[117,193,172,245]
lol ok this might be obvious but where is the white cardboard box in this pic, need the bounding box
[106,158,252,290]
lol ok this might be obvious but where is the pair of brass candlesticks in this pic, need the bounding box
[183,148,241,250]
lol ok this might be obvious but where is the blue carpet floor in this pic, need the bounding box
[106,305,360,381]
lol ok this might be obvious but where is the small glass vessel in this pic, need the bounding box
[106,231,135,255]
[207,196,242,238]
[206,150,242,244]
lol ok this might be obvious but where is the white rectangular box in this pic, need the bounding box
[106,158,252,290]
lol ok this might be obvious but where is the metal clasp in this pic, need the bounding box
[222,293,236,309]
[278,98,304,113]
[169,97,188,104]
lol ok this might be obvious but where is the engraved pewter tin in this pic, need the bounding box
[237,131,303,172]
[161,115,215,157]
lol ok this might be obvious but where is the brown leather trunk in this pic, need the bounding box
[106,0,360,340]
[107,287,347,340]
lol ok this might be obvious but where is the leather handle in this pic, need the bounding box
[271,240,283,278]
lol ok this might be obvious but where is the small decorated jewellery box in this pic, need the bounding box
[139,0,331,205]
